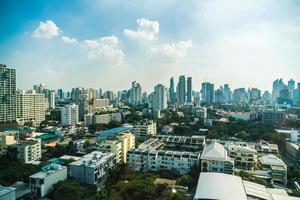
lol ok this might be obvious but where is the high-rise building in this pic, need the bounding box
[249,88,261,102]
[272,79,284,102]
[233,88,248,104]
[61,104,79,126]
[17,90,46,125]
[201,82,214,105]
[57,89,64,101]
[169,77,175,102]
[0,64,17,124]
[152,84,168,111]
[288,79,295,99]
[214,89,225,104]
[48,90,55,109]
[187,77,192,103]
[129,81,142,105]
[177,75,186,103]
[222,84,231,102]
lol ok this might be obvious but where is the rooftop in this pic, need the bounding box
[70,151,115,168]
[0,186,16,197]
[259,154,287,168]
[30,164,66,179]
[194,172,247,200]
[201,142,230,161]
[96,127,132,141]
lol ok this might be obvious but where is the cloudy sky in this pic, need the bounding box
[1,0,300,92]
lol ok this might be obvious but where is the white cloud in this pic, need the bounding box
[124,18,159,41]
[61,36,79,44]
[82,36,124,62]
[33,20,61,39]
[148,40,193,61]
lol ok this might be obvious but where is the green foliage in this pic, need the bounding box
[0,151,42,186]
[53,179,86,200]
[238,170,269,187]
[288,165,300,182]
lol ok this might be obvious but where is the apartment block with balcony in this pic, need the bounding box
[155,135,206,151]
[228,144,258,170]
[16,140,42,163]
[133,120,157,140]
[200,142,234,174]
[127,148,200,175]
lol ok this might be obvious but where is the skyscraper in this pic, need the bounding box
[201,82,214,105]
[129,81,142,105]
[272,79,284,102]
[0,64,16,124]
[177,75,186,103]
[169,77,175,102]
[288,79,295,99]
[187,77,192,103]
[153,84,168,111]
[222,84,231,102]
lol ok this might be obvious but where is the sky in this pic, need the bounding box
[1,0,300,93]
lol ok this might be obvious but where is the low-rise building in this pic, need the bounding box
[262,110,285,126]
[286,141,300,160]
[96,128,135,163]
[127,149,200,175]
[228,144,258,170]
[29,164,67,198]
[69,151,116,189]
[256,140,279,154]
[133,120,157,140]
[194,172,297,200]
[0,186,16,200]
[259,154,287,186]
[138,138,164,150]
[155,135,205,151]
[16,140,42,163]
[200,142,234,174]
[84,112,121,126]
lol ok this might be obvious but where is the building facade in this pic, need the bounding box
[61,104,79,126]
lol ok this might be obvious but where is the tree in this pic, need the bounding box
[53,180,86,200]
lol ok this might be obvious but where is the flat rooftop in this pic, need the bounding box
[96,127,132,141]
[0,186,15,197]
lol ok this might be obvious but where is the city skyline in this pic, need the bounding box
[1,0,300,92]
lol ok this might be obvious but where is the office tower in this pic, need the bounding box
[288,79,295,99]
[177,75,186,102]
[262,91,271,103]
[153,84,168,111]
[249,88,261,102]
[104,90,114,102]
[297,83,300,105]
[17,90,46,125]
[129,81,142,105]
[272,79,284,102]
[233,88,248,104]
[61,104,79,126]
[0,64,16,124]
[48,90,55,109]
[215,89,225,104]
[187,77,192,103]
[222,84,231,102]
[57,89,64,101]
[169,77,175,102]
[201,82,214,105]
[98,88,103,98]
[193,92,201,107]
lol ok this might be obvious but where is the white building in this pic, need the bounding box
[259,154,287,186]
[17,90,46,125]
[16,140,42,163]
[127,149,201,175]
[138,138,164,150]
[155,135,206,150]
[0,186,16,200]
[61,104,79,126]
[29,164,67,198]
[151,84,168,111]
[69,151,116,188]
[194,172,298,200]
[228,144,258,170]
[200,142,234,174]
[133,120,157,139]
[84,112,121,126]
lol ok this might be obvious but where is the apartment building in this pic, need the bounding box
[138,138,164,150]
[97,140,123,163]
[69,151,116,189]
[61,104,79,126]
[16,90,46,125]
[155,135,206,150]
[16,140,42,163]
[227,144,258,170]
[133,120,157,139]
[200,142,234,174]
[29,164,67,197]
[255,140,279,154]
[127,149,201,175]
[84,112,121,126]
[258,154,287,186]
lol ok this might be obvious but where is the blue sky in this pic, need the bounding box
[1,0,300,92]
